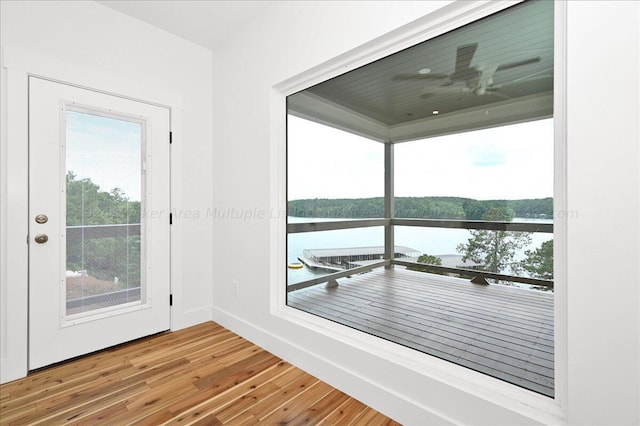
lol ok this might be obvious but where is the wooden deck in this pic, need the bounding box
[0,322,398,425]
[288,268,554,398]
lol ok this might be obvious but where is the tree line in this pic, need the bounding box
[288,196,552,220]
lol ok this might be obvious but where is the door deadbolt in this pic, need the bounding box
[34,234,48,244]
[35,214,48,224]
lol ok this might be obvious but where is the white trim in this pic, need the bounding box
[389,93,553,143]
[269,85,288,319]
[168,112,182,331]
[0,50,6,382]
[270,0,566,423]
[0,66,29,383]
[59,102,150,327]
[0,45,186,383]
[287,92,390,143]
[552,0,568,413]
[275,305,562,417]
[274,1,521,98]
[2,46,183,110]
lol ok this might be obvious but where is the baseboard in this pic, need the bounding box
[210,306,448,425]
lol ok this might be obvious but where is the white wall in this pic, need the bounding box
[1,0,638,423]
[0,1,213,382]
[565,2,639,424]
[210,1,640,425]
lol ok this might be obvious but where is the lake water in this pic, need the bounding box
[287,216,553,284]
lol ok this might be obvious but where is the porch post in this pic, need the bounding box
[384,142,394,269]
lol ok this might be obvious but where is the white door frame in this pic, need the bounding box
[1,45,185,383]
[28,77,171,369]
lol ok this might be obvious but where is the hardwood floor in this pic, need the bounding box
[0,322,399,425]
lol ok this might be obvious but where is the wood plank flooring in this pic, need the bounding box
[288,268,554,398]
[0,322,399,425]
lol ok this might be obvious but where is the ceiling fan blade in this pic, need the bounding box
[454,43,478,73]
[392,73,449,81]
[496,56,541,72]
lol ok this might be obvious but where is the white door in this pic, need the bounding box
[28,77,171,369]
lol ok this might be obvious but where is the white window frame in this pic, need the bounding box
[269,1,567,422]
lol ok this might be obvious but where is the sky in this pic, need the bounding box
[66,110,553,203]
[287,115,553,201]
[66,111,142,201]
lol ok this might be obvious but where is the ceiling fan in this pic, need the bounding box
[394,42,541,97]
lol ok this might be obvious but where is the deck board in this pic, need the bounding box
[287,268,554,398]
[298,287,553,353]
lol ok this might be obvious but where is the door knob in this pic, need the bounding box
[35,214,48,224]
[34,234,48,244]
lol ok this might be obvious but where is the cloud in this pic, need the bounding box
[289,115,553,201]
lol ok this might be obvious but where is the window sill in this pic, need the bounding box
[273,301,564,425]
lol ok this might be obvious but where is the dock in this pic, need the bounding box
[297,256,343,272]
[301,246,420,270]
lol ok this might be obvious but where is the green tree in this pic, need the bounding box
[66,172,141,287]
[416,254,442,266]
[288,197,552,220]
[521,239,553,280]
[407,253,443,274]
[462,199,489,220]
[456,207,531,275]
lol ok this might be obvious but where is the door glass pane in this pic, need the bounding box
[65,110,143,316]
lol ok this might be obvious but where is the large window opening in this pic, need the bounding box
[286,0,554,397]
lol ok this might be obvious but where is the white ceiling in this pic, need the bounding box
[97,0,274,50]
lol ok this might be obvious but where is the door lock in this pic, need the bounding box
[34,234,49,244]
[35,214,48,224]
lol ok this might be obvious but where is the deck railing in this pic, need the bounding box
[66,224,142,311]
[287,218,553,292]
[66,223,140,242]
[67,287,141,312]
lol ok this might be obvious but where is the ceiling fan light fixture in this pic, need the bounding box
[432,110,440,115]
